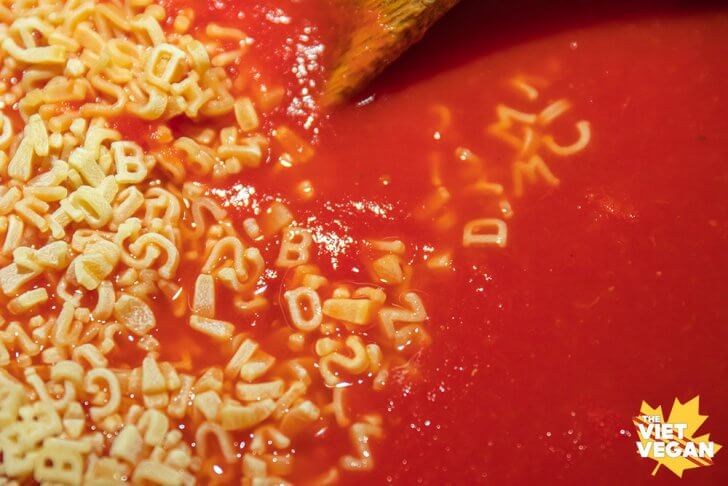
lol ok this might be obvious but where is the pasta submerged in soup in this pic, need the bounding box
[8,0,726,484]
[0,0,435,484]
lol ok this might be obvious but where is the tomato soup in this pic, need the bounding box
[0,0,725,484]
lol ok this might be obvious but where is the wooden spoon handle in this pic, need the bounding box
[323,0,460,106]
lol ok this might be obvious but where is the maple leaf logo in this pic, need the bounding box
[633,396,722,477]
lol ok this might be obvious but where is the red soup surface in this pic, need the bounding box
[1,0,726,484]
[160,0,728,483]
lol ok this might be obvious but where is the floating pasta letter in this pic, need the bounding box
[284,286,323,332]
[145,43,187,91]
[2,38,66,64]
[462,218,508,248]
[276,226,313,268]
[201,236,256,290]
[319,336,370,386]
[34,444,84,484]
[61,185,114,228]
[85,368,122,422]
[128,232,180,278]
[192,273,216,318]
[378,292,428,341]
[340,416,383,472]
[112,141,147,184]
[542,120,592,156]
[114,294,156,336]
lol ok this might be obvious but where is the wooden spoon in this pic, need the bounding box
[323,0,460,106]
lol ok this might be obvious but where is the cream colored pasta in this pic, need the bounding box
[462,218,508,248]
[284,286,323,332]
[488,94,591,197]
[340,415,383,472]
[276,226,313,268]
[0,1,438,482]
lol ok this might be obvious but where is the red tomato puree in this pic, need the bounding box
[130,0,728,483]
